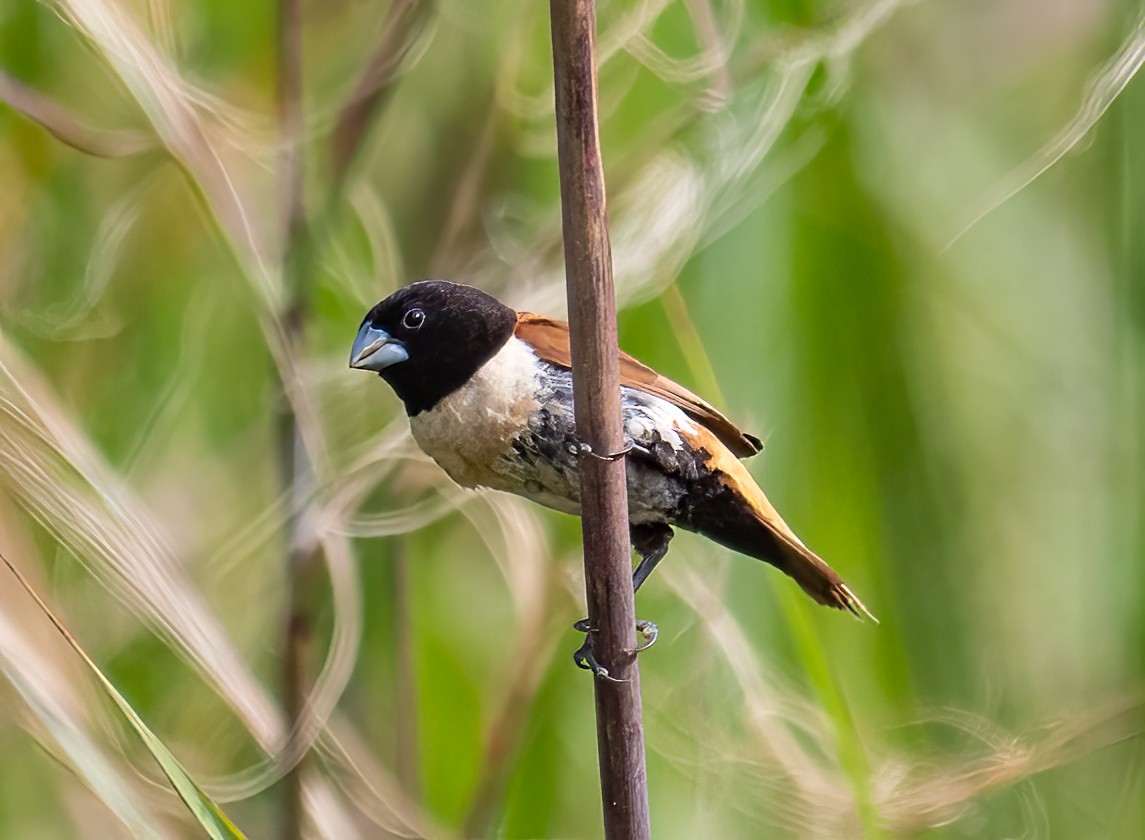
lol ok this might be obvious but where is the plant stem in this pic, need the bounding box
[328,0,431,192]
[276,0,313,837]
[391,537,420,802]
[549,2,651,838]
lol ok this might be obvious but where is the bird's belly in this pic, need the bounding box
[409,398,536,492]
[409,356,696,525]
[411,415,581,515]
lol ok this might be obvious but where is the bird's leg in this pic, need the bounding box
[627,523,672,653]
[572,523,674,678]
[631,522,673,595]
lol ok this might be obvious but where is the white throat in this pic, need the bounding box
[408,336,542,489]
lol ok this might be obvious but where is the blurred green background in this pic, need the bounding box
[0,0,1142,837]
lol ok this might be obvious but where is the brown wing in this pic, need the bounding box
[515,312,762,459]
[688,427,875,620]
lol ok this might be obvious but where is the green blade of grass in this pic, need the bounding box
[1,551,249,840]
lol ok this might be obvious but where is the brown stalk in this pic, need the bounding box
[549,2,651,838]
[0,70,153,158]
[328,0,433,192]
[430,99,499,276]
[390,537,420,802]
[276,0,316,837]
[275,1,443,829]
[325,2,437,815]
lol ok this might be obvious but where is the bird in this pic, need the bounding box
[349,279,874,676]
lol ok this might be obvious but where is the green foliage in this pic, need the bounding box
[0,0,1142,838]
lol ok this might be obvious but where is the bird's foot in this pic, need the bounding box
[572,633,625,682]
[572,618,659,681]
[633,618,659,652]
[571,439,633,462]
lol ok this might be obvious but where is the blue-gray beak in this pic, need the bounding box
[349,324,409,371]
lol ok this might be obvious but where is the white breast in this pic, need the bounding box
[409,336,541,490]
[409,337,711,525]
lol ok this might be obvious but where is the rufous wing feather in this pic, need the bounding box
[515,313,762,458]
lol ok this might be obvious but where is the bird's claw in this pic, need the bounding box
[632,618,658,653]
[572,617,658,681]
[571,439,633,462]
[572,637,627,683]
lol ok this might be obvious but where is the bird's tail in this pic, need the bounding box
[769,534,877,622]
[699,504,877,621]
[688,451,876,621]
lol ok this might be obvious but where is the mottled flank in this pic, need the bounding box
[515,313,763,458]
[412,337,700,524]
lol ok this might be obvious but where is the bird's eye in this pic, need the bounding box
[401,308,425,331]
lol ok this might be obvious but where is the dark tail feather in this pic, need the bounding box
[685,463,877,621]
[773,538,878,623]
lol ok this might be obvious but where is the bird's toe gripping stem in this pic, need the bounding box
[571,439,633,462]
[572,618,659,681]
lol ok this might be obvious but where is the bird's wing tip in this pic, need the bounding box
[838,584,879,624]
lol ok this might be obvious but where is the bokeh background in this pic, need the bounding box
[1,0,1142,837]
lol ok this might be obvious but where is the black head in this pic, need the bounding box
[349,280,518,415]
